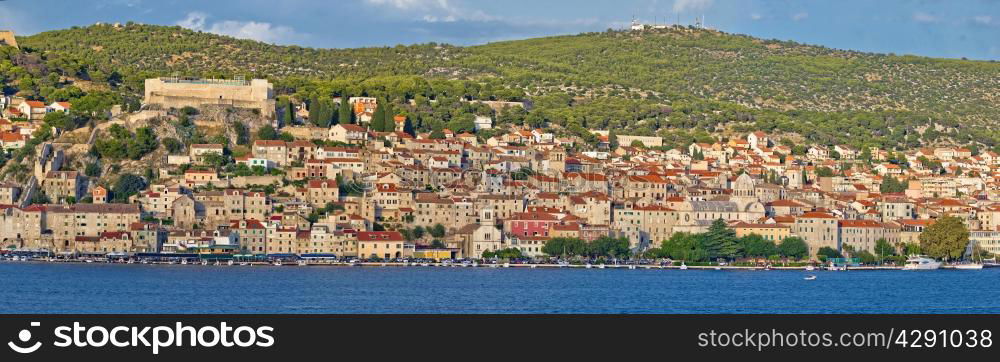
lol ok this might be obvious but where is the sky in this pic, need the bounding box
[1,0,999,60]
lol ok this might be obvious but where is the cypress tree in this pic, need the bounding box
[403,118,415,136]
[370,101,385,131]
[338,97,352,124]
[282,99,294,124]
[382,102,395,132]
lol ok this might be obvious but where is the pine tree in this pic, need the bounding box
[704,219,740,259]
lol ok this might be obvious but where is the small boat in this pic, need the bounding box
[714,267,721,271]
[180,259,188,265]
[299,260,308,266]
[585,263,592,269]
[272,261,282,266]
[227,260,234,266]
[531,265,537,269]
[597,264,605,269]
[805,265,815,271]
[628,265,636,270]
[200,260,208,266]
[953,263,984,270]
[558,261,569,268]
[503,262,510,268]
[239,262,249,266]
[679,262,688,270]
[804,275,817,281]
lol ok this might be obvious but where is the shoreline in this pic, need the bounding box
[1,259,986,271]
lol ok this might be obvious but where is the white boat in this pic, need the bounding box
[272,261,282,266]
[531,265,537,269]
[585,263,592,269]
[299,260,308,266]
[227,260,234,266]
[714,267,721,271]
[679,262,688,270]
[597,264,605,269]
[804,275,817,281]
[952,263,984,270]
[180,259,188,265]
[805,265,815,271]
[903,256,942,270]
[200,260,208,266]
[628,265,636,270]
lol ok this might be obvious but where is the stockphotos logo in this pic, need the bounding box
[8,322,42,354]
[8,321,274,355]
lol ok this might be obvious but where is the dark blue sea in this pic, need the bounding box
[2,262,998,314]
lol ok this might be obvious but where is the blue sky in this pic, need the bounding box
[1,0,999,60]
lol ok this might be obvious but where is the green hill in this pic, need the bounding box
[12,23,1000,151]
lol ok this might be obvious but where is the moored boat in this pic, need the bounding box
[903,255,941,270]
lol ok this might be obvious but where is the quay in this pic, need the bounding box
[0,257,928,270]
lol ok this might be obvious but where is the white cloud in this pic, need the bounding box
[177,11,208,30]
[791,12,808,21]
[750,13,762,21]
[365,0,495,23]
[973,15,993,25]
[176,12,305,44]
[672,0,714,14]
[913,12,938,23]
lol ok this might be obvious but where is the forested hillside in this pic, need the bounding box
[11,23,1000,152]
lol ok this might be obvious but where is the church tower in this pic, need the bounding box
[471,207,501,259]
[547,147,566,173]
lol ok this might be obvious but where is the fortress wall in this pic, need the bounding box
[0,31,17,49]
[144,78,275,117]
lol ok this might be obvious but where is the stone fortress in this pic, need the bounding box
[0,30,18,49]
[143,77,275,118]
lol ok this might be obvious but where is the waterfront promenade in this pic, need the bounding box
[2,257,986,270]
